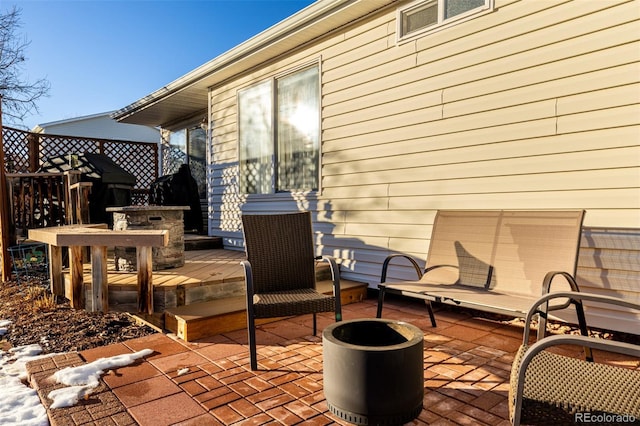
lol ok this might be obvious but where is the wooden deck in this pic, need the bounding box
[69,249,247,313]
[105,249,245,289]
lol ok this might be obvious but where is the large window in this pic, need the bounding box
[398,0,492,40]
[238,65,320,194]
[238,81,273,194]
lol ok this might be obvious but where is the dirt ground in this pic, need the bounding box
[0,277,156,354]
[1,276,637,355]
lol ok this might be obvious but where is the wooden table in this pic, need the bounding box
[28,225,168,314]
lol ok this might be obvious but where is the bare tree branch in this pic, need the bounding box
[0,6,50,126]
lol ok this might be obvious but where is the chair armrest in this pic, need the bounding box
[240,260,254,298]
[380,254,423,283]
[319,255,342,321]
[542,270,581,294]
[537,271,585,342]
[522,291,640,345]
[319,256,341,292]
[541,271,581,311]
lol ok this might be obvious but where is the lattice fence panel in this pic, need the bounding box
[130,190,150,206]
[104,141,157,189]
[2,127,158,195]
[2,128,30,173]
[38,135,100,164]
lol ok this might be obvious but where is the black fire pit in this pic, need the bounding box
[322,319,424,425]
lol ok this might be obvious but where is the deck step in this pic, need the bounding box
[184,235,223,251]
[164,279,369,342]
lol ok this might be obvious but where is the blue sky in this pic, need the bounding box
[5,0,316,130]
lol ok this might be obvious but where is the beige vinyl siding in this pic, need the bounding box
[207,0,640,332]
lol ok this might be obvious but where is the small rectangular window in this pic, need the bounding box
[399,0,492,40]
[445,0,486,19]
[403,1,437,35]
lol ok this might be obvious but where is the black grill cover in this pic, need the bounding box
[39,153,136,225]
[150,164,203,234]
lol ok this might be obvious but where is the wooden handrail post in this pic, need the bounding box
[137,246,154,314]
[27,132,39,173]
[0,100,13,282]
[69,245,85,309]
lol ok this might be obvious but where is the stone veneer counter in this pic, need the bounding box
[107,205,189,271]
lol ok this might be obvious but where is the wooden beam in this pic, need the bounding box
[49,245,64,296]
[90,245,108,313]
[137,246,153,314]
[28,226,168,248]
[0,101,12,282]
[69,245,84,309]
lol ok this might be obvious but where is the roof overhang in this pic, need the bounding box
[112,0,394,128]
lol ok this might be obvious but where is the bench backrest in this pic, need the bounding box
[424,210,585,296]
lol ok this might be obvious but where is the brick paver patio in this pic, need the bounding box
[26,295,639,425]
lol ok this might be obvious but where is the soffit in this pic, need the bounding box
[113,0,394,128]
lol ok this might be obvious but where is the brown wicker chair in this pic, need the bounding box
[510,291,640,425]
[241,211,342,370]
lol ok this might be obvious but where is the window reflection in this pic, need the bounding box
[238,65,320,194]
[164,127,207,199]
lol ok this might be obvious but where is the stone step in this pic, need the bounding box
[164,279,369,342]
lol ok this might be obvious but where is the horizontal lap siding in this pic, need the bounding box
[209,87,242,247]
[321,0,639,288]
[207,0,639,332]
[207,24,350,248]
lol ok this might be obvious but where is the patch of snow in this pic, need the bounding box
[0,342,52,426]
[0,375,49,426]
[49,349,153,408]
[1,326,154,423]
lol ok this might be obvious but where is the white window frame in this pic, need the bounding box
[397,0,493,43]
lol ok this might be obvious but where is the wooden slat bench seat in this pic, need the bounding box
[377,210,586,337]
[28,225,168,314]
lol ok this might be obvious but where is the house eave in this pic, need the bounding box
[113,0,393,128]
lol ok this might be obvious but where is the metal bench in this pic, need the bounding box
[376,210,585,335]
